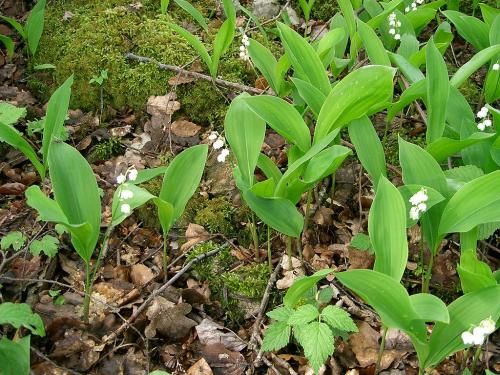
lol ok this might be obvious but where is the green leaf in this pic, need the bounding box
[247,39,281,94]
[425,38,450,144]
[349,233,372,252]
[389,52,425,84]
[290,77,326,118]
[25,0,46,55]
[132,165,169,184]
[301,321,334,374]
[302,145,351,185]
[169,23,212,72]
[243,95,311,152]
[288,304,319,325]
[242,189,303,237]
[261,321,291,352]
[443,165,484,193]
[0,102,26,125]
[42,75,73,167]
[0,35,14,58]
[0,302,45,336]
[348,116,386,187]
[257,154,282,184]
[442,10,489,51]
[0,16,26,39]
[33,63,56,71]
[0,336,30,375]
[320,305,358,332]
[267,306,294,322]
[221,0,236,24]
[225,94,266,187]
[210,19,235,78]
[439,170,500,234]
[174,0,208,31]
[450,44,500,88]
[398,184,445,227]
[48,141,101,262]
[284,268,333,308]
[409,293,449,324]
[149,371,171,375]
[426,133,495,163]
[159,144,208,229]
[357,19,390,66]
[424,286,500,368]
[160,0,170,14]
[29,235,59,257]
[277,22,331,96]
[314,66,395,143]
[369,176,408,282]
[457,250,496,293]
[0,122,45,178]
[1,231,26,251]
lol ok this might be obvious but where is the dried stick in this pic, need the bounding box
[102,244,225,344]
[125,53,264,95]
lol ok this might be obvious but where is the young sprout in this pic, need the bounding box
[409,187,428,220]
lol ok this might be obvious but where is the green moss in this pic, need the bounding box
[194,196,236,236]
[221,263,269,299]
[187,241,233,282]
[87,138,125,163]
[284,0,339,21]
[134,176,164,230]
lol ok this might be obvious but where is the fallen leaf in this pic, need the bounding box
[180,223,210,252]
[187,358,213,375]
[130,264,155,287]
[145,296,197,339]
[201,343,246,375]
[0,182,26,195]
[195,318,247,352]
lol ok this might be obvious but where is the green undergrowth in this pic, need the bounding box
[87,138,125,163]
[30,0,259,126]
[187,241,270,324]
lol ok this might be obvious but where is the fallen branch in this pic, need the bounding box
[125,53,265,95]
[102,244,225,344]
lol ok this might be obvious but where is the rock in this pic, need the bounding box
[252,0,280,19]
[130,264,154,286]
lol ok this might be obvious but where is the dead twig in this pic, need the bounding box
[102,243,227,344]
[125,53,264,95]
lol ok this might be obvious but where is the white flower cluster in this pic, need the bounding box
[405,0,424,12]
[409,187,428,220]
[116,167,138,214]
[239,34,250,61]
[461,318,496,346]
[208,131,230,163]
[388,13,401,40]
[476,106,492,131]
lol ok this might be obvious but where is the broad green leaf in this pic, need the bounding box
[149,371,171,375]
[25,0,46,55]
[450,45,500,88]
[284,268,333,308]
[387,79,426,123]
[357,19,391,66]
[409,293,449,324]
[33,63,56,71]
[337,0,356,40]
[439,171,500,234]
[242,189,303,238]
[154,197,176,235]
[0,302,45,336]
[267,306,294,322]
[243,95,311,152]
[369,176,408,281]
[211,19,235,78]
[261,321,291,351]
[160,0,169,14]
[348,116,386,187]
[0,122,45,178]
[398,184,445,227]
[302,145,351,184]
[48,141,101,262]
[426,133,495,163]
[0,231,26,251]
[335,270,427,343]
[316,28,345,68]
[277,22,331,96]
[288,304,319,325]
[247,39,280,94]
[0,35,14,58]
[159,144,208,225]
[425,38,449,144]
[257,154,282,184]
[111,184,155,228]
[406,7,436,34]
[174,0,208,31]
[457,250,497,293]
[29,235,59,257]
[169,23,212,72]
[222,0,236,24]
[42,75,73,167]
[314,66,395,143]
[480,3,500,27]
[424,286,500,368]
[0,16,26,39]
[290,77,326,118]
[0,102,26,125]
[398,137,448,194]
[225,94,266,187]
[301,321,334,374]
[321,305,358,332]
[442,10,489,51]
[349,233,372,252]
[132,166,169,185]
[0,336,30,375]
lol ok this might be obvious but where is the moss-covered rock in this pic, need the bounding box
[87,138,125,163]
[194,196,235,236]
[32,0,256,125]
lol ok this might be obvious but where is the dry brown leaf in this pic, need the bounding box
[145,296,196,339]
[180,223,210,252]
[187,358,213,375]
[130,264,155,286]
[195,318,247,352]
[201,343,246,375]
[0,182,26,195]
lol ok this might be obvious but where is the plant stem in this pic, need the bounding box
[423,252,435,293]
[286,236,292,269]
[302,189,313,237]
[267,225,272,274]
[163,234,169,282]
[83,262,91,323]
[471,346,482,374]
[419,230,425,292]
[250,213,260,261]
[375,326,388,375]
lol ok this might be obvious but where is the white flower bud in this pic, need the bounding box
[409,206,420,220]
[389,28,396,35]
[116,174,126,184]
[208,132,218,140]
[120,203,131,214]
[120,189,134,200]
[479,318,496,335]
[394,34,401,40]
[477,122,486,131]
[493,63,500,71]
[128,168,138,181]
[213,139,224,150]
[483,119,492,127]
